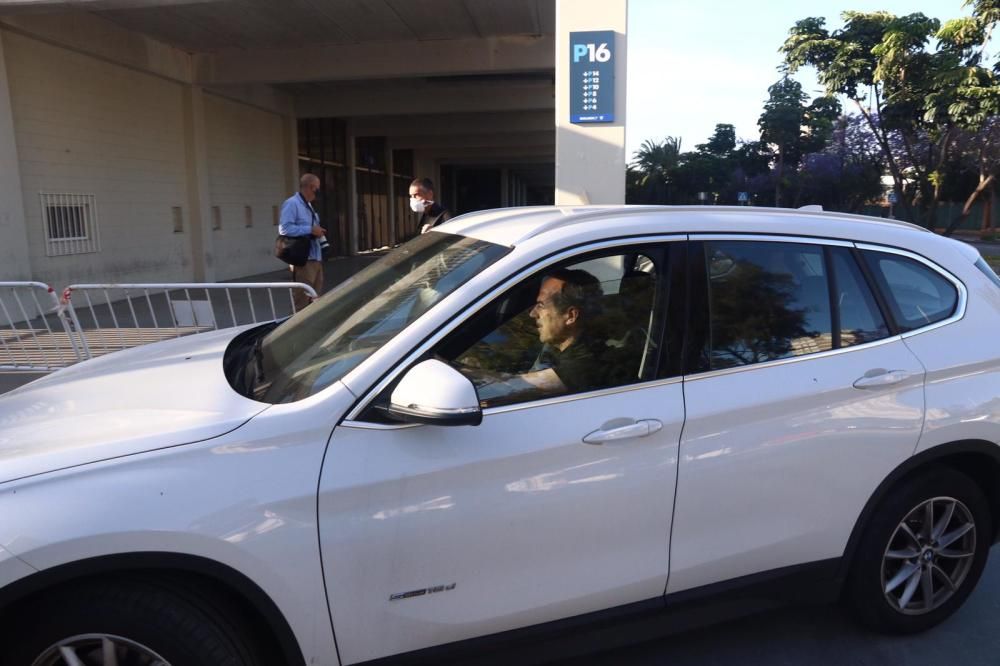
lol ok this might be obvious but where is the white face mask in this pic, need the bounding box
[409,197,427,214]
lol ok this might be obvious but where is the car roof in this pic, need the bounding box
[442,205,931,248]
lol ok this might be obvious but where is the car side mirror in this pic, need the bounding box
[388,359,483,426]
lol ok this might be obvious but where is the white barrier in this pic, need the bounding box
[0,282,84,372]
[59,282,317,360]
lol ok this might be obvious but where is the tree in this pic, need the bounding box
[781,11,943,225]
[759,77,808,207]
[697,123,737,156]
[669,124,755,205]
[930,0,1000,234]
[629,137,682,203]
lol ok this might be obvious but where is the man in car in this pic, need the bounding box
[526,268,607,393]
[468,268,607,405]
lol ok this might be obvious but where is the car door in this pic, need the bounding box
[667,236,926,594]
[318,240,686,664]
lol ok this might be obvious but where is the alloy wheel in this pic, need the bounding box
[32,634,171,666]
[881,496,976,615]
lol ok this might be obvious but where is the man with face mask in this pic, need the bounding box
[410,178,452,234]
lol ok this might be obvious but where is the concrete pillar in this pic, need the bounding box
[282,114,299,195]
[346,120,359,255]
[555,0,627,205]
[386,141,396,246]
[181,85,216,282]
[0,31,32,281]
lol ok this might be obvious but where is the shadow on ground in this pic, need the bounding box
[548,556,1000,666]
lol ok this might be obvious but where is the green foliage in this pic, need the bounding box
[630,0,999,224]
[779,7,999,228]
[628,137,682,203]
[759,77,808,158]
[697,124,737,156]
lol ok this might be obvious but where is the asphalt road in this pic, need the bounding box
[556,557,1000,666]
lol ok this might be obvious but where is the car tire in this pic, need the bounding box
[1,574,268,666]
[846,467,992,634]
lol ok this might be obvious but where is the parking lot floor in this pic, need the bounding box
[552,556,1000,665]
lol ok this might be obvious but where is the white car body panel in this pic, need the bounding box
[0,328,267,483]
[0,544,36,589]
[669,338,925,593]
[908,256,1000,453]
[322,383,683,664]
[0,332,357,666]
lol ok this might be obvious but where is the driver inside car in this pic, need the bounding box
[461,268,608,406]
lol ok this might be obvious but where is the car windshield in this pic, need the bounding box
[253,231,510,403]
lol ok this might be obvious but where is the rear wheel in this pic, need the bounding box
[1,575,268,666]
[847,468,992,633]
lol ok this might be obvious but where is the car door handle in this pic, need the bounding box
[583,418,663,445]
[853,369,911,389]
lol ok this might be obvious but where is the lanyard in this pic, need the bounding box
[298,193,318,224]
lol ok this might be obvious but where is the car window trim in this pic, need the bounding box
[345,234,688,424]
[685,233,915,379]
[691,234,855,374]
[849,245,901,336]
[822,245,842,349]
[341,376,686,428]
[682,334,906,383]
[690,233,855,248]
[854,242,968,339]
[681,237,968,382]
[683,239,709,376]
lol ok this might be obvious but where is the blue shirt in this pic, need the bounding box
[278,193,322,262]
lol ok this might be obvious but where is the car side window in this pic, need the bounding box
[830,247,890,347]
[704,240,833,369]
[435,248,666,408]
[861,250,958,332]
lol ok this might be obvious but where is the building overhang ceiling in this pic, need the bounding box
[0,0,554,52]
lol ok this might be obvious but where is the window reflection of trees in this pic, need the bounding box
[709,261,812,369]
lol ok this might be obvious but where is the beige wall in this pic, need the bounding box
[2,29,290,286]
[204,93,285,280]
[4,30,191,287]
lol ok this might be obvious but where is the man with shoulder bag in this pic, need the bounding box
[277,173,328,310]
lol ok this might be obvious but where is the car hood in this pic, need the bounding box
[0,326,268,484]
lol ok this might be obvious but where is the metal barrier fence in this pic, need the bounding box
[0,282,84,372]
[0,281,316,372]
[61,282,317,361]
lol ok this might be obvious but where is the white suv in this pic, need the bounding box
[2,206,1000,665]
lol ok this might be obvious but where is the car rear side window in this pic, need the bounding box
[704,240,833,369]
[830,247,890,347]
[861,251,958,333]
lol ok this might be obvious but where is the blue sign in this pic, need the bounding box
[737,191,749,203]
[887,191,899,204]
[570,30,615,123]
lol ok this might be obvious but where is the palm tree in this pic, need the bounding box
[630,137,682,203]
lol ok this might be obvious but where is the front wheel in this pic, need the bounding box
[1,575,269,666]
[847,468,992,633]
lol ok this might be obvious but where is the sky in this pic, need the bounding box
[624,0,976,161]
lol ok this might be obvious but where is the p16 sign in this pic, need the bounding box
[569,30,615,123]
